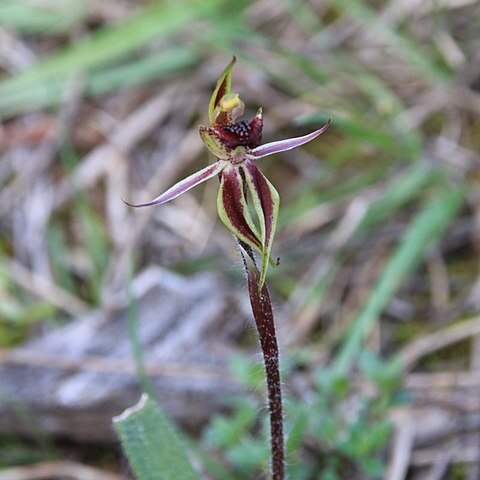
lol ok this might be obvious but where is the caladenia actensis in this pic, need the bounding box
[125,57,329,480]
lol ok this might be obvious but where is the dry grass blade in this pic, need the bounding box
[399,315,480,370]
[3,259,88,316]
[0,461,127,480]
[0,347,231,381]
[385,410,415,480]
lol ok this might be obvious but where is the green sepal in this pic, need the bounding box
[208,56,236,124]
[238,176,262,242]
[242,162,280,288]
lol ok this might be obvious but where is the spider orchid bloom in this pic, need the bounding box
[126,57,329,287]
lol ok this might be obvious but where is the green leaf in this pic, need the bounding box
[114,394,200,480]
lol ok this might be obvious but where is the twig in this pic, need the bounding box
[423,447,456,480]
[426,248,450,315]
[406,371,480,389]
[398,314,480,370]
[0,461,127,480]
[467,334,480,479]
[386,409,415,480]
[412,444,480,467]
[0,348,232,382]
[53,84,190,209]
[2,259,89,316]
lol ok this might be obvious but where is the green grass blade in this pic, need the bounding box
[0,0,86,34]
[328,0,450,83]
[359,164,438,229]
[114,394,200,480]
[304,113,399,151]
[88,47,198,93]
[0,47,199,116]
[0,1,218,98]
[333,186,465,375]
[126,256,156,399]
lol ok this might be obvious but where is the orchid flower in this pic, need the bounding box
[126,57,329,287]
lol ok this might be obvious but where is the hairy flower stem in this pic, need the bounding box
[238,241,284,480]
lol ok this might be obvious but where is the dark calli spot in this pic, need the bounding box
[217,115,263,149]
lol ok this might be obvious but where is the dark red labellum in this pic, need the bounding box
[217,116,263,149]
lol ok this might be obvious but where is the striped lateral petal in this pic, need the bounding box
[208,56,235,124]
[243,160,280,288]
[198,126,230,160]
[247,120,330,160]
[217,165,263,253]
[124,161,227,208]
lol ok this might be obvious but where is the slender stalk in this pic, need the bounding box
[238,241,284,480]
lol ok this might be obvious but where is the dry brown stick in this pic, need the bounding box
[406,371,480,389]
[0,76,83,218]
[412,444,480,467]
[2,259,89,316]
[0,115,57,150]
[0,27,36,71]
[87,0,133,21]
[462,187,480,398]
[53,84,191,209]
[398,314,480,370]
[281,196,370,346]
[381,0,480,26]
[0,461,127,480]
[423,447,456,480]
[0,141,59,217]
[0,347,231,382]
[426,248,450,314]
[102,127,206,302]
[385,410,415,480]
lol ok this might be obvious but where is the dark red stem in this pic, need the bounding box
[238,241,284,480]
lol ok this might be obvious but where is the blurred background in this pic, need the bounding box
[0,0,479,478]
